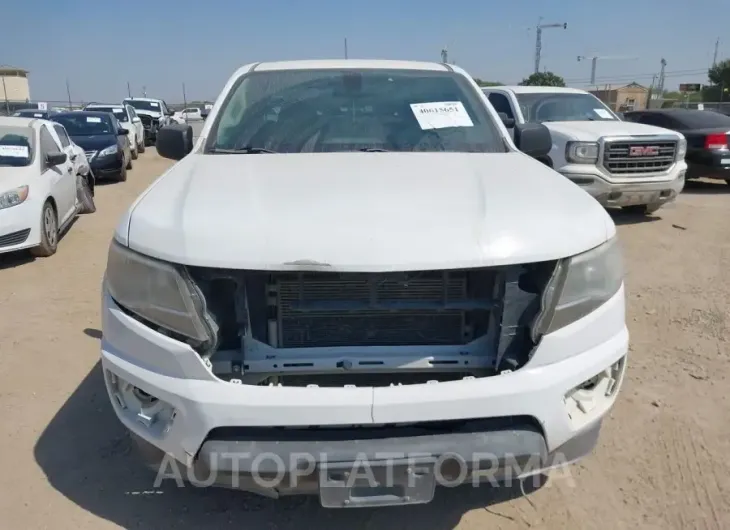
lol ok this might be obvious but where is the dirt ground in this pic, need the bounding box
[0,149,728,530]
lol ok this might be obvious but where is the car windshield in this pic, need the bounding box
[124,100,161,112]
[516,92,618,123]
[88,106,129,122]
[13,110,46,118]
[51,114,115,136]
[675,110,730,128]
[0,126,34,167]
[207,69,505,153]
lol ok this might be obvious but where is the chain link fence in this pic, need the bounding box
[0,99,88,116]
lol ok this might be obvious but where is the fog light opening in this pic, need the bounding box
[564,356,627,428]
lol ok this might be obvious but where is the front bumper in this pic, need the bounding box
[560,162,687,208]
[90,153,124,179]
[686,153,730,180]
[101,281,629,497]
[0,191,45,254]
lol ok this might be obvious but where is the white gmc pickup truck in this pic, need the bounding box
[101,60,628,507]
[483,86,687,214]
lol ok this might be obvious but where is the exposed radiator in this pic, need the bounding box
[274,271,488,348]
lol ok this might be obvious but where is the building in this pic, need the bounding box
[0,66,30,102]
[589,82,648,112]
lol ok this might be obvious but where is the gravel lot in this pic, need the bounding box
[0,149,728,529]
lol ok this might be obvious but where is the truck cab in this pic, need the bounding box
[482,86,687,214]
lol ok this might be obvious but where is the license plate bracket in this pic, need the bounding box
[319,459,437,508]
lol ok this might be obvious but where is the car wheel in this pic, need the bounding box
[76,174,96,214]
[117,162,128,182]
[126,153,133,170]
[131,145,138,160]
[30,201,59,257]
[623,203,661,215]
[138,140,146,153]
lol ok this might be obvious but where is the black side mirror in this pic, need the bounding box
[46,151,67,166]
[118,128,129,135]
[157,123,194,160]
[497,112,516,129]
[513,123,552,158]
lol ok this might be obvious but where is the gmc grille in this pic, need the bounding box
[602,139,677,175]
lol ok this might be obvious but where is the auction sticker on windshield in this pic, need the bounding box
[0,145,29,158]
[86,117,102,123]
[410,101,474,130]
[594,108,613,119]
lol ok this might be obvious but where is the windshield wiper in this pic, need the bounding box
[210,146,277,154]
[358,147,389,152]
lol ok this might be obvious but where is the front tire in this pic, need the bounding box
[131,145,138,160]
[117,163,128,182]
[126,153,133,170]
[138,139,146,153]
[30,201,59,257]
[76,175,96,214]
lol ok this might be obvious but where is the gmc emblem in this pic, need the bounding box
[629,145,659,157]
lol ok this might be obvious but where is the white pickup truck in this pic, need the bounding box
[482,86,687,214]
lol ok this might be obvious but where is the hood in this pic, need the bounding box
[134,109,162,119]
[125,152,614,271]
[69,134,117,151]
[0,165,36,191]
[543,120,681,141]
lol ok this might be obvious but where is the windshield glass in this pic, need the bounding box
[124,100,160,112]
[207,69,505,153]
[51,114,115,136]
[0,126,34,167]
[516,92,618,123]
[88,106,129,122]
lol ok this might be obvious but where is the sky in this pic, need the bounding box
[2,0,728,104]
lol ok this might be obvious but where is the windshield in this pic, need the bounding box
[0,126,34,167]
[88,106,129,122]
[207,69,505,153]
[124,100,161,112]
[51,114,115,136]
[515,93,618,123]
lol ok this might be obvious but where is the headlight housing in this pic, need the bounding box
[677,135,687,160]
[0,185,29,210]
[105,240,217,346]
[565,141,599,164]
[532,237,623,339]
[99,145,118,157]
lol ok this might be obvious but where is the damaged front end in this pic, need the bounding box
[182,262,560,387]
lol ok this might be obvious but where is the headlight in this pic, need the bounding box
[105,240,216,344]
[99,145,118,157]
[566,141,599,164]
[532,237,623,339]
[0,185,29,210]
[677,136,687,160]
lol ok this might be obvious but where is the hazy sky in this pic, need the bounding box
[2,0,726,103]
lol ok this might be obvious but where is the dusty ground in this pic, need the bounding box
[0,149,728,530]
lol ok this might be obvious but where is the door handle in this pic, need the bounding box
[67,167,73,173]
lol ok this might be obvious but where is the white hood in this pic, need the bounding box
[124,152,614,271]
[0,165,36,191]
[134,109,162,119]
[543,120,681,141]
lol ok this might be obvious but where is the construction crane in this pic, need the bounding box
[534,18,567,74]
[577,55,638,85]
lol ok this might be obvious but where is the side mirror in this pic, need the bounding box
[46,151,67,166]
[132,117,141,123]
[513,123,552,158]
[118,128,129,135]
[157,123,194,160]
[497,112,515,129]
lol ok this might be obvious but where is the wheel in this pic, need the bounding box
[623,203,661,215]
[126,153,133,170]
[30,201,58,257]
[138,139,146,153]
[117,162,128,182]
[131,145,138,160]
[76,174,96,214]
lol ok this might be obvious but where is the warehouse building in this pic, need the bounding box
[0,65,30,102]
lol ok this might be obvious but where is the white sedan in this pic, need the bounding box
[0,117,95,258]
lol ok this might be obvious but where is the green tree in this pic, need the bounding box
[705,59,730,101]
[473,78,503,87]
[519,71,566,87]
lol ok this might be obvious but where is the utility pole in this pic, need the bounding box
[344,38,348,59]
[712,38,720,67]
[2,76,9,115]
[65,79,72,110]
[142,85,147,98]
[656,58,667,96]
[127,81,131,98]
[534,17,567,74]
[182,83,187,117]
[577,55,638,86]
[441,47,448,63]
